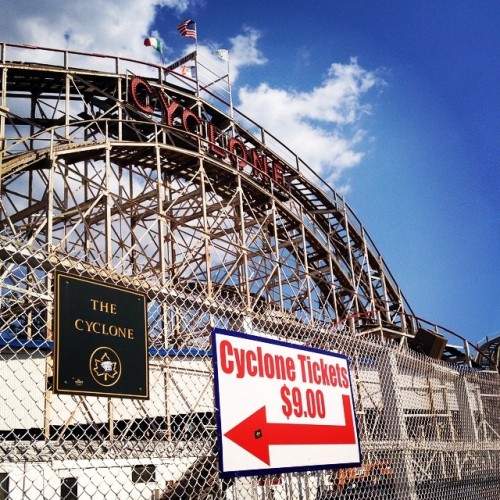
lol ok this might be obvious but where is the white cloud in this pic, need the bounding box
[0,0,190,64]
[196,27,267,91]
[1,3,381,188]
[236,58,381,186]
[193,30,376,191]
[227,27,268,80]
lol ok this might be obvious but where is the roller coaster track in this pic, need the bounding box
[477,334,500,370]
[1,43,492,369]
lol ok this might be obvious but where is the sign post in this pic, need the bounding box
[212,328,361,477]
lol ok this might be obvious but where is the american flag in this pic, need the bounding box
[178,19,197,39]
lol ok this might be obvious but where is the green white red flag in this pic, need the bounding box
[144,37,162,54]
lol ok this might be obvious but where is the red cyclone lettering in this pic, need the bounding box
[263,353,276,378]
[246,349,257,376]
[272,161,286,190]
[219,340,234,374]
[182,109,201,137]
[155,90,171,124]
[208,123,227,158]
[219,341,297,382]
[233,347,246,378]
[228,137,248,169]
[256,346,264,377]
[130,77,154,114]
[251,150,269,182]
[128,78,289,195]
[164,99,180,127]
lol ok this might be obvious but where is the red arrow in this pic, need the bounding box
[224,394,356,465]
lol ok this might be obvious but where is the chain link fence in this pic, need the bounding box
[1,236,498,499]
[0,43,499,499]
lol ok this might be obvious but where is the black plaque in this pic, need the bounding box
[54,272,149,398]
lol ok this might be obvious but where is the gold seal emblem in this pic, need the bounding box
[89,347,122,386]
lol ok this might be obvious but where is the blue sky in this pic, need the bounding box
[2,0,498,345]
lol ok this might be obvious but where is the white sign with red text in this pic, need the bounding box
[212,328,361,477]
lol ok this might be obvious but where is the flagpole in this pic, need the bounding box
[177,19,199,97]
[216,49,233,119]
[194,26,200,99]
[195,55,200,99]
[227,56,233,119]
